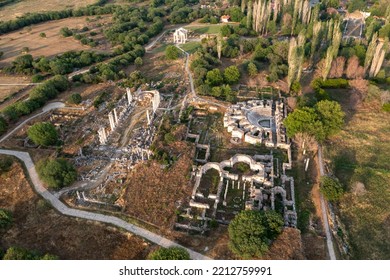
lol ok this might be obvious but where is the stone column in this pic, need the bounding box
[113,108,119,125]
[98,127,107,145]
[108,112,115,131]
[146,110,151,125]
[126,88,132,105]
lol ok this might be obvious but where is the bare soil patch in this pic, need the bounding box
[0,15,112,67]
[0,74,31,103]
[0,157,154,259]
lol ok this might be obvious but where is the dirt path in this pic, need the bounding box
[0,149,211,260]
[317,145,337,260]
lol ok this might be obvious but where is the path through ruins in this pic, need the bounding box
[317,145,337,260]
[0,149,211,260]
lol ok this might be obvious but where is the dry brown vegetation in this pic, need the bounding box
[0,15,111,67]
[264,228,305,260]
[119,140,194,229]
[0,157,154,259]
[0,0,97,21]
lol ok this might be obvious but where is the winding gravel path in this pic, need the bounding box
[0,149,210,260]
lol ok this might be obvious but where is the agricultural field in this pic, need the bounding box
[0,15,112,67]
[325,84,390,259]
[0,0,98,21]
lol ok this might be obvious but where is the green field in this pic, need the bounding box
[180,42,201,54]
[185,23,239,34]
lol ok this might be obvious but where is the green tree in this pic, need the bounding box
[165,45,180,60]
[223,65,240,84]
[37,158,77,190]
[0,209,12,229]
[247,62,258,77]
[206,69,223,86]
[39,32,46,38]
[67,93,82,105]
[221,25,232,37]
[314,100,345,138]
[228,210,283,259]
[134,57,143,67]
[12,54,33,73]
[60,27,73,37]
[320,176,344,202]
[284,107,325,141]
[27,122,58,146]
[148,247,190,260]
[284,100,344,142]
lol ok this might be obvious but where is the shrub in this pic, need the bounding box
[247,62,258,77]
[134,57,143,67]
[148,247,190,260]
[313,78,349,89]
[382,103,390,112]
[290,81,302,95]
[32,74,44,83]
[0,209,12,229]
[164,133,175,143]
[60,27,73,37]
[165,45,180,60]
[2,247,58,260]
[0,116,8,135]
[37,158,77,190]
[320,176,344,202]
[27,122,58,146]
[67,93,82,104]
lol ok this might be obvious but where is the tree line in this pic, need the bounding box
[0,75,70,132]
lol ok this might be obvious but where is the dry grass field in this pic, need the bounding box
[0,0,98,22]
[0,15,112,67]
[325,84,390,259]
[0,156,154,259]
[0,75,31,103]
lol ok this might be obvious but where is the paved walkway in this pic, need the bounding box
[0,149,210,260]
[317,145,337,260]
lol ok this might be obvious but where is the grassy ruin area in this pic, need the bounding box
[325,84,390,259]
